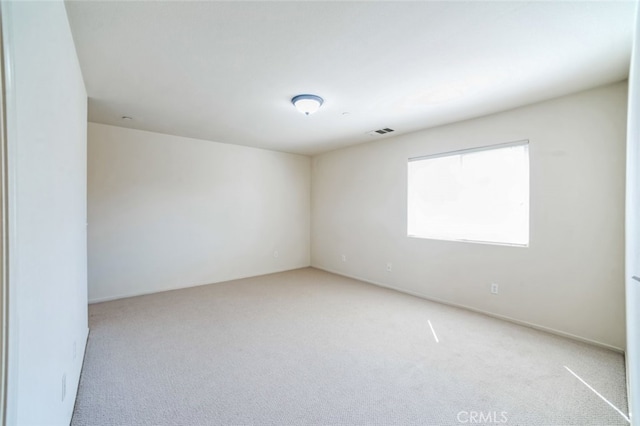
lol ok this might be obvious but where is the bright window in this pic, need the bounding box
[407,141,529,246]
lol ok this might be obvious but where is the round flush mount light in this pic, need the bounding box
[291,94,323,115]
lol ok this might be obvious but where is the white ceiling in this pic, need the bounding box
[65,1,636,156]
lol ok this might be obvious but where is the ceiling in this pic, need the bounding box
[65,1,636,156]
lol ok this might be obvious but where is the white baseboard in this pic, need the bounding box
[88,265,311,304]
[313,265,625,354]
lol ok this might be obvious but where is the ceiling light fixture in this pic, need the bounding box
[291,94,323,115]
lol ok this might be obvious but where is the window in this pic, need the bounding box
[407,141,529,246]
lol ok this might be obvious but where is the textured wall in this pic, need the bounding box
[88,123,310,302]
[3,1,89,423]
[312,82,627,350]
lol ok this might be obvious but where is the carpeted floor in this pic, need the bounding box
[72,268,628,425]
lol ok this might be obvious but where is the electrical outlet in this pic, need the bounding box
[386,263,392,272]
[491,283,499,295]
[341,254,347,262]
[273,250,279,258]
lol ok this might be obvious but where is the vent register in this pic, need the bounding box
[367,128,395,136]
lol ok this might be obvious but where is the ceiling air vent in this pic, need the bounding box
[367,128,395,136]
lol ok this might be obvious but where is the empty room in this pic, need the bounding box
[2,0,640,425]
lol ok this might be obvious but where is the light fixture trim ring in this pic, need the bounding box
[291,94,324,115]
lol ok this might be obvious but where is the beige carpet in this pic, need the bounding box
[72,268,628,425]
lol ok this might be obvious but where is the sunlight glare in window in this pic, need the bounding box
[407,142,529,246]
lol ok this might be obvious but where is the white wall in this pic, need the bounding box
[312,82,627,350]
[2,1,89,424]
[625,2,640,422]
[88,123,310,302]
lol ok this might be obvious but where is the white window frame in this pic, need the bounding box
[407,140,530,247]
